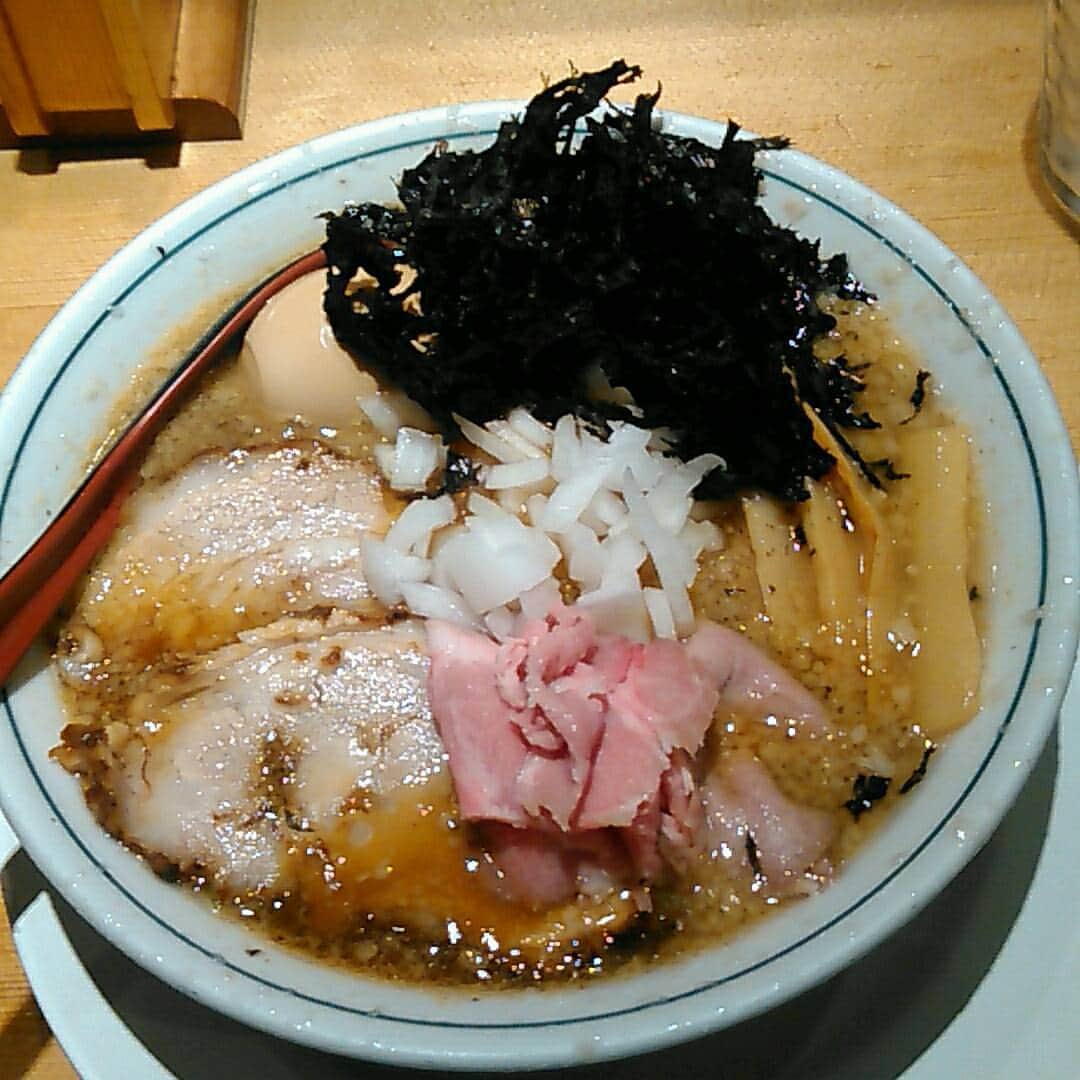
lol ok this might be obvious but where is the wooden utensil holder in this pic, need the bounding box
[0,0,253,146]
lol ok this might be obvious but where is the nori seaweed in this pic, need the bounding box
[901,369,932,425]
[844,773,891,820]
[899,744,937,794]
[322,60,876,501]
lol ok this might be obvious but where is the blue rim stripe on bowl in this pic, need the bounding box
[0,129,1048,1030]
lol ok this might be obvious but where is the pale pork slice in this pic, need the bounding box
[63,613,640,958]
[686,622,828,733]
[75,443,391,665]
[701,751,837,895]
[91,617,440,894]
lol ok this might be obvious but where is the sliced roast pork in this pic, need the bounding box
[427,606,836,907]
[72,443,391,666]
[427,606,717,899]
[701,751,837,896]
[686,622,827,734]
[57,613,643,954]
[64,616,439,893]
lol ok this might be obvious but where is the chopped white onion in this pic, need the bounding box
[603,422,663,490]
[621,470,696,636]
[590,487,627,527]
[647,427,675,452]
[507,407,554,449]
[643,586,677,640]
[578,506,607,535]
[645,454,723,528]
[466,491,513,522]
[680,518,724,558]
[384,494,456,556]
[679,452,726,488]
[598,531,647,584]
[399,581,481,630]
[373,442,396,482]
[558,522,604,593]
[550,415,581,482]
[583,363,640,413]
[539,469,607,533]
[646,482,692,533]
[483,457,551,490]
[435,524,560,613]
[525,493,548,527]
[359,535,430,606]
[364,405,716,642]
[496,489,527,514]
[519,578,562,620]
[454,413,532,463]
[577,585,651,642]
[429,547,456,590]
[485,419,547,460]
[390,427,446,492]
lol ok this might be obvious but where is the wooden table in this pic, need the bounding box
[0,2,1076,1075]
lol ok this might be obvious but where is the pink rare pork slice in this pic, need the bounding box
[427,604,830,905]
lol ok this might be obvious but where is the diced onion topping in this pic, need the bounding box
[372,426,447,493]
[384,495,456,556]
[359,535,430,607]
[482,457,550,490]
[364,408,723,640]
[399,581,482,630]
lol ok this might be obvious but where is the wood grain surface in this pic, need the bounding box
[0,2,1077,1076]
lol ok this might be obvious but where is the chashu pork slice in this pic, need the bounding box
[59,612,642,958]
[71,443,392,666]
[80,615,441,894]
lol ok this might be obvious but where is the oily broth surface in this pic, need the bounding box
[53,298,982,987]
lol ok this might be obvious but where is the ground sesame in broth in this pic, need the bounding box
[52,297,983,988]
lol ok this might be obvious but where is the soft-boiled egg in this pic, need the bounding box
[241,269,377,425]
[242,269,438,434]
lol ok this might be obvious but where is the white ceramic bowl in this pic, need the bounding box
[0,103,1076,1071]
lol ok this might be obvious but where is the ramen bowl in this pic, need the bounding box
[0,103,1076,1071]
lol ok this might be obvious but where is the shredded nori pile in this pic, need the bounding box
[323,60,876,501]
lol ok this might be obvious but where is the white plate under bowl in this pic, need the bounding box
[0,102,1076,1072]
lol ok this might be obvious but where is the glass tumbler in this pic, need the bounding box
[1040,0,1080,217]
